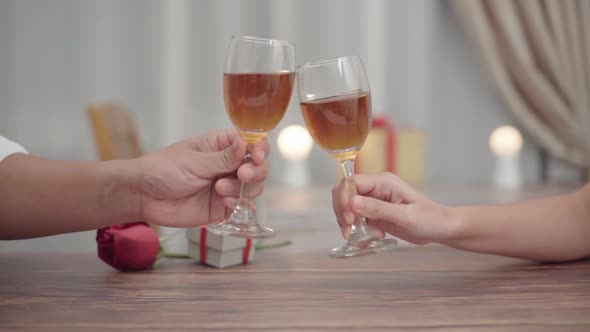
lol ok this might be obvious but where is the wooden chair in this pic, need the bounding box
[87,103,143,160]
[86,103,159,230]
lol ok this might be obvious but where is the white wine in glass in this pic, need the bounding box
[224,72,294,143]
[298,56,397,257]
[208,36,295,239]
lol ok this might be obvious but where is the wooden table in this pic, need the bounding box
[1,245,589,331]
[2,185,589,331]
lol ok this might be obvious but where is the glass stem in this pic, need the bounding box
[235,149,253,212]
[340,159,371,240]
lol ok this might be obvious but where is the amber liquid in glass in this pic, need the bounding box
[300,92,371,161]
[224,72,295,143]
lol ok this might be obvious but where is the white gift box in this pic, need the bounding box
[186,226,255,268]
[186,227,250,251]
[187,240,255,268]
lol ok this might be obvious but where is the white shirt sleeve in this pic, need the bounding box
[0,136,28,163]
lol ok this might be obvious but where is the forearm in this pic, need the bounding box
[448,185,590,262]
[0,154,140,239]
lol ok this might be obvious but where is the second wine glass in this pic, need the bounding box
[208,36,295,239]
[297,56,398,257]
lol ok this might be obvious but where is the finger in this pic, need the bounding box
[365,223,386,238]
[354,173,422,204]
[223,197,257,212]
[340,225,350,240]
[250,138,270,165]
[191,129,238,152]
[208,187,229,224]
[223,197,237,210]
[332,180,355,240]
[237,160,269,183]
[340,180,356,225]
[215,178,264,198]
[367,219,398,237]
[350,195,411,229]
[198,133,248,178]
[369,220,429,245]
[332,180,354,231]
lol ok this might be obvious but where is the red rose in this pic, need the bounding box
[96,222,160,271]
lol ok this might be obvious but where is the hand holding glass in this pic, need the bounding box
[297,56,398,257]
[208,36,295,239]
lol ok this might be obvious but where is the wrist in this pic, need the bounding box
[440,205,470,247]
[98,159,141,223]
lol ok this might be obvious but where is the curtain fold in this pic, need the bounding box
[452,0,590,170]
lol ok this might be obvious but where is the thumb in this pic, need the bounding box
[200,135,247,177]
[350,195,411,229]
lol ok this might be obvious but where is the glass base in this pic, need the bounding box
[330,236,398,258]
[207,208,275,239]
[207,221,275,239]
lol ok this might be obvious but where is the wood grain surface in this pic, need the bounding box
[1,244,589,331]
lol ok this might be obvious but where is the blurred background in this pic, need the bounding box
[1,0,588,251]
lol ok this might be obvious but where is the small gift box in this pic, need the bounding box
[395,128,425,185]
[186,226,255,268]
[357,116,396,174]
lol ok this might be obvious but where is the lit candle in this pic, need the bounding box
[277,125,313,187]
[489,126,523,190]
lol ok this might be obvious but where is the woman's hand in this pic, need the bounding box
[332,172,458,245]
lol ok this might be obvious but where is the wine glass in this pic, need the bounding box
[208,36,295,239]
[297,56,398,257]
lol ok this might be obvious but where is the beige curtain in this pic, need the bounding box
[452,0,590,171]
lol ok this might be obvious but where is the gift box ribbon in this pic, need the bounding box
[373,117,396,173]
[200,225,252,264]
[355,116,396,173]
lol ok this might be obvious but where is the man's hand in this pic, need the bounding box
[136,130,269,228]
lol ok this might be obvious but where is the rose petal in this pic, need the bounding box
[97,222,160,271]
